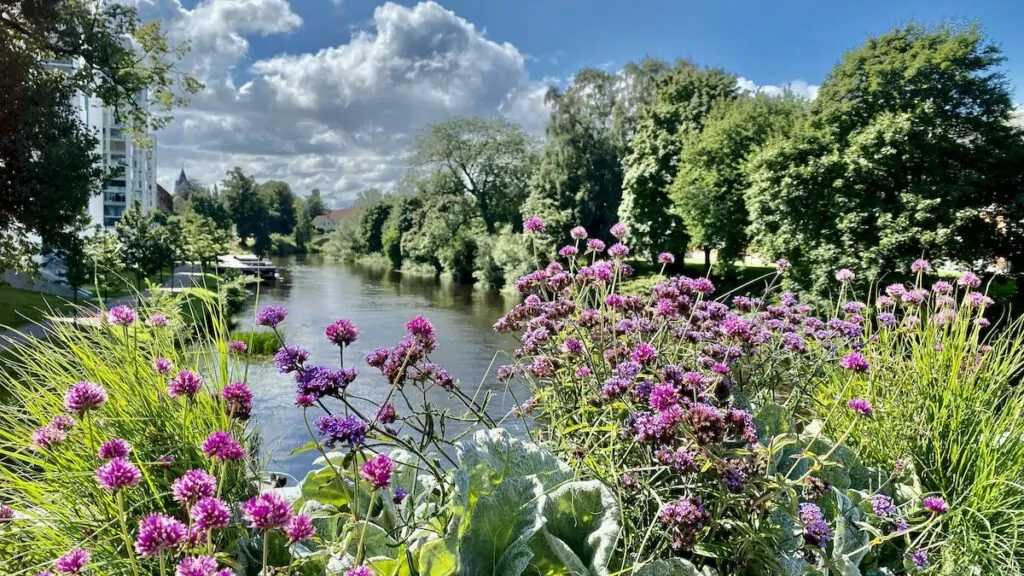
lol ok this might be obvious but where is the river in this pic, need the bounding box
[235,256,524,482]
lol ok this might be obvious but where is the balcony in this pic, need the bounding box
[104,192,127,204]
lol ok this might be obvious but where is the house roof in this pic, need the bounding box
[325,208,353,222]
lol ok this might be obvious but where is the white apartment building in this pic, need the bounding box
[48,59,158,230]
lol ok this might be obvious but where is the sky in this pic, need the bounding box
[137,0,1024,207]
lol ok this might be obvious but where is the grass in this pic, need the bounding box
[0,285,80,328]
[228,329,280,356]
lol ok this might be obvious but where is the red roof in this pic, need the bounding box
[325,208,354,222]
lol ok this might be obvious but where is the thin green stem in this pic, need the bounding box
[355,489,380,566]
[117,490,141,576]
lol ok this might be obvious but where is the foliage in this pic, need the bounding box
[223,167,273,257]
[228,329,280,356]
[115,202,179,286]
[186,187,233,231]
[293,197,314,250]
[356,201,392,255]
[259,181,298,236]
[179,211,232,266]
[620,62,738,260]
[671,94,808,274]
[83,227,126,298]
[746,23,1024,295]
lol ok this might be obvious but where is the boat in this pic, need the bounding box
[215,254,278,281]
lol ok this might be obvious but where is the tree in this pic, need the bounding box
[173,178,208,213]
[305,189,326,221]
[179,212,231,267]
[356,201,392,254]
[746,23,1024,294]
[411,117,534,234]
[619,62,738,260]
[671,94,808,273]
[293,197,313,250]
[115,202,162,287]
[258,180,297,235]
[52,214,92,308]
[222,167,272,256]
[83,227,125,299]
[184,189,232,231]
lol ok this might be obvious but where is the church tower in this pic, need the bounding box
[174,165,190,198]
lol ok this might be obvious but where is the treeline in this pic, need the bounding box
[327,22,1024,297]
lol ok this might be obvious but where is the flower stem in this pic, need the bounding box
[355,490,379,566]
[117,491,141,576]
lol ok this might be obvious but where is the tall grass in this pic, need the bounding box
[0,289,259,575]
[814,292,1024,574]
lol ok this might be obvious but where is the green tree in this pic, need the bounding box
[184,188,232,231]
[222,167,272,256]
[115,202,161,287]
[356,201,392,254]
[258,180,297,235]
[305,189,326,221]
[178,212,231,268]
[411,117,534,234]
[293,197,313,250]
[620,62,738,260]
[671,94,808,273]
[746,23,1024,294]
[83,227,124,299]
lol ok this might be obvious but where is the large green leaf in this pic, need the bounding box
[459,474,546,576]
[417,537,461,576]
[534,480,619,576]
[634,558,716,576]
[823,488,869,574]
[755,402,794,441]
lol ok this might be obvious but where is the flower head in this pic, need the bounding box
[375,402,397,424]
[228,340,248,353]
[172,469,217,506]
[922,496,948,515]
[33,425,67,449]
[0,503,14,521]
[325,319,359,346]
[147,313,169,328]
[168,370,204,399]
[958,272,981,289]
[405,315,436,344]
[871,495,896,517]
[346,568,375,576]
[835,268,855,283]
[176,556,218,576]
[201,432,245,462]
[108,305,137,327]
[610,223,628,238]
[569,226,588,240]
[847,398,874,418]
[50,415,76,431]
[156,454,175,468]
[54,549,90,574]
[95,458,141,492]
[154,357,174,374]
[586,239,606,253]
[911,549,930,569]
[191,497,231,532]
[657,252,675,265]
[221,382,253,420]
[798,503,833,548]
[775,258,790,273]
[135,513,187,557]
[64,381,107,414]
[273,345,309,373]
[360,453,395,490]
[315,415,367,447]
[608,243,629,258]
[559,245,578,258]
[911,259,931,274]
[255,305,287,327]
[523,216,545,233]
[840,352,870,373]
[241,491,293,532]
[393,487,409,505]
[285,514,315,544]
[631,342,657,365]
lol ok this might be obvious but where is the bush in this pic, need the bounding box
[381,226,403,270]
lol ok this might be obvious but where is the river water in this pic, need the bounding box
[236,256,524,482]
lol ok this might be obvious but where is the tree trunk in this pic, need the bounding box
[704,247,712,272]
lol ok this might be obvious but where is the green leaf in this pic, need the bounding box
[299,467,350,509]
[417,537,461,576]
[459,474,546,576]
[345,522,398,561]
[529,531,591,576]
[755,402,795,441]
[823,488,869,573]
[535,480,619,576]
[634,558,716,576]
[289,440,321,456]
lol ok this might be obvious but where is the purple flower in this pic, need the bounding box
[221,382,253,420]
[135,513,187,557]
[932,281,953,294]
[241,491,293,532]
[54,549,90,574]
[64,381,107,414]
[958,272,981,289]
[658,497,709,550]
[107,305,137,327]
[911,549,930,569]
[274,346,310,373]
[872,495,896,517]
[360,453,395,490]
[255,305,287,327]
[346,568,375,576]
[172,469,217,506]
[147,313,169,328]
[168,370,204,399]
[365,347,389,367]
[798,503,833,548]
[0,503,13,521]
[840,352,870,373]
[586,239,606,253]
[393,487,409,504]
[315,415,367,448]
[648,384,679,412]
[95,458,141,492]
[608,243,629,258]
[523,216,545,232]
[657,252,675,264]
[156,454,175,468]
[50,415,76,431]
[911,259,931,274]
[375,402,397,424]
[325,319,359,346]
[610,223,628,238]
[835,268,855,283]
[631,342,657,365]
[33,425,67,449]
[878,312,897,326]
[847,398,874,418]
[405,315,436,345]
[922,496,948,515]
[228,340,248,353]
[176,556,218,576]
[559,245,578,258]
[295,393,316,407]
[154,357,173,374]
[191,497,231,532]
[201,432,245,462]
[689,277,715,294]
[775,258,790,273]
[286,514,316,544]
[570,226,588,240]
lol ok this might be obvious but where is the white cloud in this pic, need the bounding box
[140,0,550,206]
[736,76,820,100]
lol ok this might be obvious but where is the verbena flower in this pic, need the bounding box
[135,513,187,557]
[872,495,896,517]
[631,342,657,365]
[922,496,948,515]
[610,222,628,238]
[228,340,248,353]
[64,381,107,414]
[648,384,679,411]
[107,305,137,327]
[346,567,375,576]
[274,346,309,373]
[191,497,231,532]
[156,454,175,468]
[95,458,141,492]
[375,402,397,424]
[847,398,874,418]
[255,305,287,327]
[658,252,675,264]
[840,352,870,372]
[241,492,293,532]
[835,268,855,283]
[911,549,930,569]
[168,370,204,399]
[32,425,67,449]
[315,415,367,447]
[285,514,316,544]
[932,280,953,294]
[360,453,395,489]
[658,497,709,550]
[221,382,253,419]
[393,487,409,504]
[523,216,545,232]
[910,259,931,273]
[201,432,245,462]
[50,415,76,431]
[172,469,217,506]
[570,226,588,240]
[154,357,174,374]
[405,315,436,347]
[146,313,169,328]
[54,549,90,574]
[325,319,359,346]
[798,503,833,548]
[176,556,218,576]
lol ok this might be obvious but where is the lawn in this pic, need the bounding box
[0,285,79,328]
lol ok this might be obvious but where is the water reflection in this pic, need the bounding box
[240,256,524,481]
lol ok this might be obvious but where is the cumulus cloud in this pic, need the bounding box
[140,0,550,205]
[736,76,820,100]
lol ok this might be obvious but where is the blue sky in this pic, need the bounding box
[157,0,1024,204]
